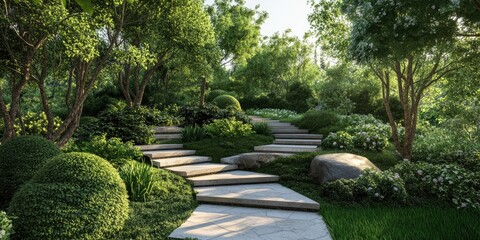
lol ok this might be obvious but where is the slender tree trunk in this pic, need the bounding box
[199,76,206,108]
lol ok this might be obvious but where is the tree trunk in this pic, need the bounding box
[199,76,206,108]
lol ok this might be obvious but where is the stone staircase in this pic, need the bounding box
[153,126,182,141]
[136,119,331,240]
[251,116,323,154]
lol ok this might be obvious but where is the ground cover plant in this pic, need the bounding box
[246,108,302,120]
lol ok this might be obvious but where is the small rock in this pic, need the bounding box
[221,152,291,169]
[309,153,380,184]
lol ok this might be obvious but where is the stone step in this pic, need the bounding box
[195,183,320,211]
[266,122,292,127]
[166,163,238,177]
[251,119,280,123]
[255,144,319,153]
[169,204,331,240]
[152,156,211,168]
[144,149,196,159]
[136,144,183,151]
[271,128,309,134]
[154,126,183,134]
[274,139,322,145]
[154,133,182,140]
[274,134,323,139]
[188,170,279,187]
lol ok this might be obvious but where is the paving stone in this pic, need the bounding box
[154,126,183,133]
[166,163,238,177]
[188,170,279,186]
[169,204,331,240]
[152,156,211,168]
[195,183,320,211]
[267,122,292,127]
[274,139,322,145]
[274,134,323,139]
[254,144,319,153]
[271,129,309,134]
[143,149,195,159]
[154,133,182,140]
[135,144,183,151]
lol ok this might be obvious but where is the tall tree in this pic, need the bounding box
[309,0,479,159]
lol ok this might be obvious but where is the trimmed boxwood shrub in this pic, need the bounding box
[212,95,241,111]
[0,136,61,207]
[8,152,129,240]
[206,89,235,102]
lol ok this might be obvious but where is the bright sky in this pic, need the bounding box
[204,0,312,39]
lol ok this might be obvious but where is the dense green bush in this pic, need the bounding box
[8,152,129,240]
[120,161,154,202]
[286,82,314,112]
[412,128,480,171]
[206,89,236,102]
[346,123,390,151]
[252,123,272,136]
[180,103,250,126]
[83,86,123,117]
[14,112,62,137]
[246,108,302,120]
[374,97,404,122]
[240,94,289,110]
[321,131,354,150]
[294,110,341,135]
[182,126,207,142]
[73,117,103,142]
[98,106,155,144]
[204,118,254,138]
[0,211,14,240]
[212,95,242,111]
[391,162,480,209]
[0,136,61,207]
[65,135,142,169]
[322,169,407,203]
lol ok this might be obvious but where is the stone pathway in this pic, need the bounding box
[136,118,331,240]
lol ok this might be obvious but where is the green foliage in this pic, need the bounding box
[391,162,480,209]
[8,152,129,240]
[180,103,250,126]
[120,161,154,202]
[204,118,254,138]
[240,95,289,110]
[286,82,314,112]
[0,211,14,240]
[206,89,235,102]
[98,106,156,145]
[181,126,207,142]
[14,112,62,137]
[412,127,480,171]
[346,123,390,151]
[64,135,143,169]
[246,108,301,120]
[294,110,341,135]
[252,123,272,136]
[0,136,61,207]
[321,131,354,150]
[322,169,407,204]
[73,116,103,142]
[82,86,123,117]
[212,95,241,111]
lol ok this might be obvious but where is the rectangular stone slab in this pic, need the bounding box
[136,144,183,151]
[274,134,323,139]
[267,122,292,127]
[153,126,183,133]
[143,149,196,159]
[166,163,238,177]
[152,156,211,168]
[195,183,320,211]
[271,129,309,134]
[254,144,319,153]
[169,204,332,240]
[188,170,279,186]
[154,133,182,140]
[274,139,322,145]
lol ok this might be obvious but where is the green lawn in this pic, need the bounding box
[256,151,480,240]
[183,134,274,162]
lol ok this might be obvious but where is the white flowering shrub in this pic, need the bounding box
[339,114,383,127]
[321,169,407,203]
[391,162,480,209]
[246,108,302,120]
[0,211,13,240]
[321,131,354,150]
[413,128,480,171]
[347,123,390,151]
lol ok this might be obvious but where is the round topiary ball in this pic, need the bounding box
[8,152,129,240]
[206,89,228,102]
[212,95,242,111]
[0,135,61,206]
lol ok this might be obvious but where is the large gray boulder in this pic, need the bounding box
[309,153,380,184]
[221,152,292,169]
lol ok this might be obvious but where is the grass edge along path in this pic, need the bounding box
[256,151,480,240]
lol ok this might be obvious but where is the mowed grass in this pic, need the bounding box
[183,134,274,162]
[256,151,480,240]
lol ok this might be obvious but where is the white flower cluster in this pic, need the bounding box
[247,108,301,120]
